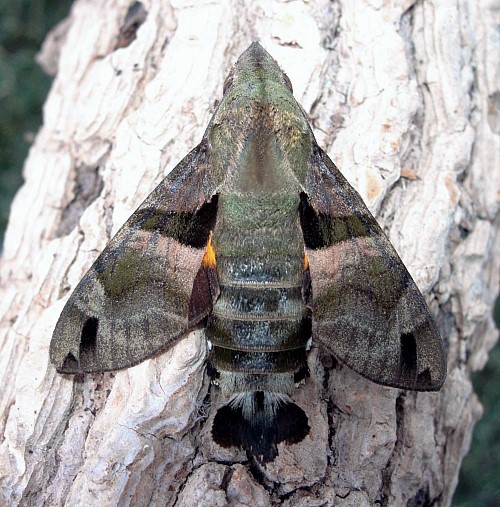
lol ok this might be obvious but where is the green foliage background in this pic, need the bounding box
[0,0,72,243]
[0,1,497,505]
[455,299,500,507]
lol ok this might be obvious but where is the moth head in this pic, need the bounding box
[225,42,293,96]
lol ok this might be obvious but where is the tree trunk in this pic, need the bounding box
[0,1,498,506]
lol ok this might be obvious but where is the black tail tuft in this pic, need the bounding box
[212,391,310,463]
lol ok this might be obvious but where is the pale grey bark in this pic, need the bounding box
[0,1,498,506]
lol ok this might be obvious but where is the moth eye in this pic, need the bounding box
[223,75,234,94]
[80,317,99,362]
[283,73,293,93]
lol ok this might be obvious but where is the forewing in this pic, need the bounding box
[50,142,220,373]
[301,145,446,390]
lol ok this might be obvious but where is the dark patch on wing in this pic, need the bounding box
[132,194,218,248]
[61,353,79,372]
[299,192,373,249]
[399,332,417,381]
[416,369,432,386]
[80,317,99,368]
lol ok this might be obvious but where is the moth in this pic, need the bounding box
[50,42,446,463]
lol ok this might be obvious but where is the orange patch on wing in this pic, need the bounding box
[304,252,309,271]
[203,231,217,268]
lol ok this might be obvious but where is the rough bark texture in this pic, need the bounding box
[0,1,498,506]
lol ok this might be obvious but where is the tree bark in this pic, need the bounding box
[0,1,498,506]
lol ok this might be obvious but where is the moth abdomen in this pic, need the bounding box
[208,189,311,460]
[210,346,307,374]
[207,314,311,351]
[212,285,305,320]
[206,285,310,378]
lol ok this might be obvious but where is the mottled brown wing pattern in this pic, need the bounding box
[50,142,220,373]
[301,145,446,391]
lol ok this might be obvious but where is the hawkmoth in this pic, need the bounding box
[50,42,446,464]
